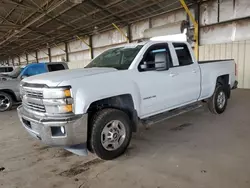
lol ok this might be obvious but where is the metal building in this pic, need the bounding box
[0,0,250,88]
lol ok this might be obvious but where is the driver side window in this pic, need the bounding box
[139,44,172,72]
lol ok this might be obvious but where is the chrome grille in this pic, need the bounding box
[21,84,46,113]
[23,102,46,113]
[26,90,43,99]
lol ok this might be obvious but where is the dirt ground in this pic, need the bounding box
[1,89,250,188]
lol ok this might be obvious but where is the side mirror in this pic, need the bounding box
[155,52,169,71]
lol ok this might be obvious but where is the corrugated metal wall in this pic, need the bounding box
[199,40,250,89]
[198,0,250,89]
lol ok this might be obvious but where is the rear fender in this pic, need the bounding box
[203,74,230,99]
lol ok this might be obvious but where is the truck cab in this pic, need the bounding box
[130,41,201,117]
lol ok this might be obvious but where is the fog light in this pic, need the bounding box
[51,126,66,136]
[61,126,65,134]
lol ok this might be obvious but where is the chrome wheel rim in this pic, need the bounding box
[217,91,226,109]
[0,95,10,111]
[101,120,126,151]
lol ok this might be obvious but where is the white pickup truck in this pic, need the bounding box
[17,41,237,160]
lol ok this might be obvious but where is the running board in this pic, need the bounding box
[142,103,203,126]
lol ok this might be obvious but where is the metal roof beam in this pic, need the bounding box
[0,24,22,29]
[1,1,82,49]
[38,0,165,42]
[20,0,54,24]
[89,0,128,25]
[3,0,188,58]
[0,0,24,25]
[0,0,67,47]
[0,14,52,41]
[1,0,35,10]
[24,0,150,43]
[5,0,125,50]
[5,1,152,52]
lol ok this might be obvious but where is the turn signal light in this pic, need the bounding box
[64,89,71,97]
[63,104,73,112]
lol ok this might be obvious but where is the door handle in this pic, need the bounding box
[169,72,178,77]
[192,69,197,73]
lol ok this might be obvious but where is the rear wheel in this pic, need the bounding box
[89,108,132,160]
[0,92,13,112]
[208,85,228,114]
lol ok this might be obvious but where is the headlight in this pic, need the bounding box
[45,104,73,114]
[43,87,71,99]
[42,87,73,114]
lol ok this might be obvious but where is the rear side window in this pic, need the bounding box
[173,43,193,66]
[0,67,13,72]
[6,67,13,72]
[47,64,65,72]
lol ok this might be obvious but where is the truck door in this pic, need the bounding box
[136,43,181,118]
[168,42,200,105]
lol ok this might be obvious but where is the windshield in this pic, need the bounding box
[8,67,24,78]
[86,45,143,70]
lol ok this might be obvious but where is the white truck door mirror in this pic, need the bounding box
[155,52,168,71]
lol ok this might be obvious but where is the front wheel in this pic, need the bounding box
[208,85,228,114]
[89,108,132,160]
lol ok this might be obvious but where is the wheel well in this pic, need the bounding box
[216,75,230,98]
[217,75,229,86]
[87,94,138,132]
[0,89,17,102]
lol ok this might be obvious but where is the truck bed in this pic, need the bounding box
[198,59,236,100]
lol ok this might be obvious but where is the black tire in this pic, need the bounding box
[0,92,13,112]
[208,84,228,114]
[89,108,132,160]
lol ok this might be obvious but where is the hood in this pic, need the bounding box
[22,67,118,87]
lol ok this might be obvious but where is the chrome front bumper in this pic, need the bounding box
[17,105,88,147]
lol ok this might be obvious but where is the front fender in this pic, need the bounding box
[71,80,141,115]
